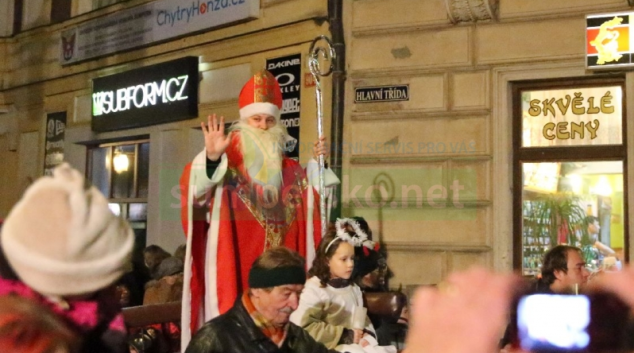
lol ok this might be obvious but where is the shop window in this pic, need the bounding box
[513,78,627,276]
[50,0,70,24]
[87,139,150,258]
[88,139,149,200]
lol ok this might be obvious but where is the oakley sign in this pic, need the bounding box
[91,56,198,132]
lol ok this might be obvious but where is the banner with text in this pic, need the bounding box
[266,53,302,159]
[60,0,258,64]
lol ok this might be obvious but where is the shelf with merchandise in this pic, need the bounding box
[521,193,590,276]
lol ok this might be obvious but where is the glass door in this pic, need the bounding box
[521,161,624,275]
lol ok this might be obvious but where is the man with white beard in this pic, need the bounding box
[179,70,339,348]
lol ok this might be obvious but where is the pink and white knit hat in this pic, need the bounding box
[1,163,134,297]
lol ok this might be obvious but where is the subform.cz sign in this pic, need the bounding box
[91,56,198,132]
[355,85,409,103]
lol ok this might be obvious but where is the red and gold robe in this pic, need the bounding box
[179,133,337,347]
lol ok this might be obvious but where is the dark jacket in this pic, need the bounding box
[185,297,336,353]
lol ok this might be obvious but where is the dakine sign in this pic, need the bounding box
[355,85,409,103]
[266,53,302,159]
[92,57,198,132]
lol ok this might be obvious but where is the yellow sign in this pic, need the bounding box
[587,12,631,68]
[522,86,622,147]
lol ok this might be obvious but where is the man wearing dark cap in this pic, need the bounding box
[185,247,335,353]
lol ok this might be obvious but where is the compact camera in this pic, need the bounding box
[509,291,633,353]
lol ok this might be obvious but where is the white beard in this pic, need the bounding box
[231,121,288,189]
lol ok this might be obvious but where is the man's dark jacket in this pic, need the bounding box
[185,297,335,353]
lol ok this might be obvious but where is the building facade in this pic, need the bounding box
[344,0,634,291]
[1,0,634,292]
[0,0,332,255]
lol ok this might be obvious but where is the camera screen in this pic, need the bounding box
[517,294,590,352]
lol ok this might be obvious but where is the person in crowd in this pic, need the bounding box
[0,163,134,353]
[0,295,81,353]
[349,217,408,349]
[179,70,339,345]
[115,280,132,308]
[143,245,171,280]
[115,260,145,308]
[290,219,396,353]
[499,244,591,349]
[535,245,590,294]
[185,247,336,353]
[585,216,620,265]
[349,217,386,292]
[143,256,184,305]
[173,244,186,263]
[133,257,184,352]
[126,257,184,353]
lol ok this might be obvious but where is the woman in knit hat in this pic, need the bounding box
[0,163,134,353]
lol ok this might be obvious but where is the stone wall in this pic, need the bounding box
[345,0,633,289]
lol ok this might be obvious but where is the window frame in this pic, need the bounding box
[86,138,149,203]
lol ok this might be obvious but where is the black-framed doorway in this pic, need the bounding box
[512,76,629,274]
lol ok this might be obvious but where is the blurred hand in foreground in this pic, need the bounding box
[404,268,517,353]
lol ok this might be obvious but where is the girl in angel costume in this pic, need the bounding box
[290,218,397,353]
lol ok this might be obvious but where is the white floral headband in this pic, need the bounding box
[325,218,376,253]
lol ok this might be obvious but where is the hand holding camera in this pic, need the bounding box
[511,290,631,353]
[404,266,634,353]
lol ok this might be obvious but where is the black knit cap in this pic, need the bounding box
[248,266,306,289]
